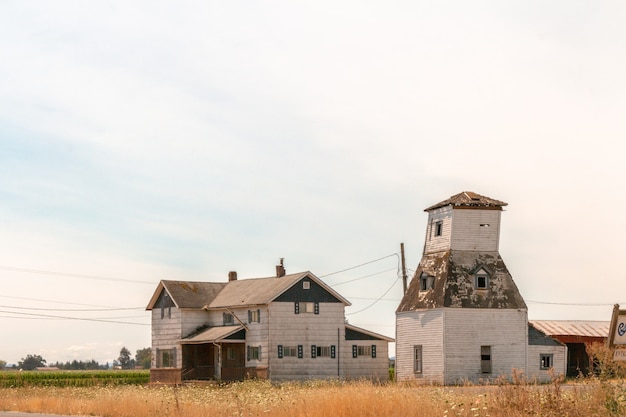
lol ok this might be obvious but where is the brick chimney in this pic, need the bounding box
[228,271,237,282]
[276,258,286,278]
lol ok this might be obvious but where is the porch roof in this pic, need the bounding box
[180,325,245,344]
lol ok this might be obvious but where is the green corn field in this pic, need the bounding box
[0,370,149,388]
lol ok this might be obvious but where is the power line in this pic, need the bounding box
[0,309,149,326]
[0,304,144,312]
[331,268,397,286]
[526,300,622,307]
[345,275,402,316]
[0,265,155,285]
[319,253,399,278]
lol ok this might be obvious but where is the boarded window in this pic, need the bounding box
[420,274,434,291]
[481,346,492,373]
[414,345,422,374]
[540,354,553,370]
[312,345,335,358]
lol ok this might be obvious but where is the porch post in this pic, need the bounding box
[213,342,222,380]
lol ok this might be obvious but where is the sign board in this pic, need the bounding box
[614,349,626,362]
[608,304,626,347]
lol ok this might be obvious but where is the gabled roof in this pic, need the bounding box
[209,271,350,308]
[146,280,227,310]
[425,191,507,212]
[146,271,350,311]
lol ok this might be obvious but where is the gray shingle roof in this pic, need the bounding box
[424,191,507,212]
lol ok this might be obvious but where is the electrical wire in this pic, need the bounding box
[0,309,150,326]
[0,265,155,285]
[318,253,399,278]
[330,268,397,286]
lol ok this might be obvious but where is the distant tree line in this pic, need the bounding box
[1,347,151,370]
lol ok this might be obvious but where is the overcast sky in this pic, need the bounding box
[1,1,625,365]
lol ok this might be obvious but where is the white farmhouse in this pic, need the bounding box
[147,263,393,384]
[395,191,566,384]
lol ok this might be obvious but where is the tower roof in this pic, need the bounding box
[424,191,507,212]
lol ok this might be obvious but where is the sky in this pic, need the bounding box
[1,1,625,366]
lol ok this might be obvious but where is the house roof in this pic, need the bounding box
[425,191,507,212]
[146,280,227,310]
[345,324,395,342]
[179,325,245,344]
[529,320,610,339]
[147,271,350,311]
[528,324,565,347]
[209,271,350,308]
[397,250,527,312]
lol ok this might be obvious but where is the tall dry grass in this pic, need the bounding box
[1,377,625,417]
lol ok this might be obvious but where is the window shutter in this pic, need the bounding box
[311,345,317,358]
[278,345,283,359]
[294,302,300,314]
[297,345,303,359]
[257,309,261,323]
[352,345,357,358]
[247,346,251,361]
[314,302,319,315]
[331,345,336,359]
[258,346,262,360]
[371,345,376,358]
[172,348,177,367]
[248,310,252,322]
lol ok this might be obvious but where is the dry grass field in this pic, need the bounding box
[1,376,625,417]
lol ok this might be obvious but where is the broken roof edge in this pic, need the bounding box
[424,191,508,212]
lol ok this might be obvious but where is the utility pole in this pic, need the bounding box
[401,243,408,294]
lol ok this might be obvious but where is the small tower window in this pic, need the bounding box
[434,221,443,237]
[420,273,434,291]
[474,268,490,289]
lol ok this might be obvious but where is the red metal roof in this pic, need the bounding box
[529,320,609,339]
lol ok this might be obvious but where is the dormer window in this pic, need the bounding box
[420,273,434,291]
[474,268,490,289]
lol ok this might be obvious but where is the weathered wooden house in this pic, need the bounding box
[147,265,393,384]
[395,191,566,384]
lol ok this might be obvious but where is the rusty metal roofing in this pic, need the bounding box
[529,320,610,338]
[424,191,507,212]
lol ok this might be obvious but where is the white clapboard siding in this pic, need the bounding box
[268,302,345,380]
[151,308,183,368]
[342,341,389,380]
[424,207,453,254]
[527,345,567,382]
[450,209,501,252]
[395,310,444,384]
[443,308,527,384]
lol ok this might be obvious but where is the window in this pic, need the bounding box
[223,312,234,325]
[303,281,311,290]
[295,302,319,314]
[158,348,176,368]
[414,345,422,374]
[434,221,443,237]
[247,345,261,361]
[481,346,492,373]
[161,306,171,319]
[352,345,377,358]
[278,345,299,358]
[474,268,490,289]
[311,345,336,358]
[420,273,434,291]
[540,354,553,370]
[248,309,260,323]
